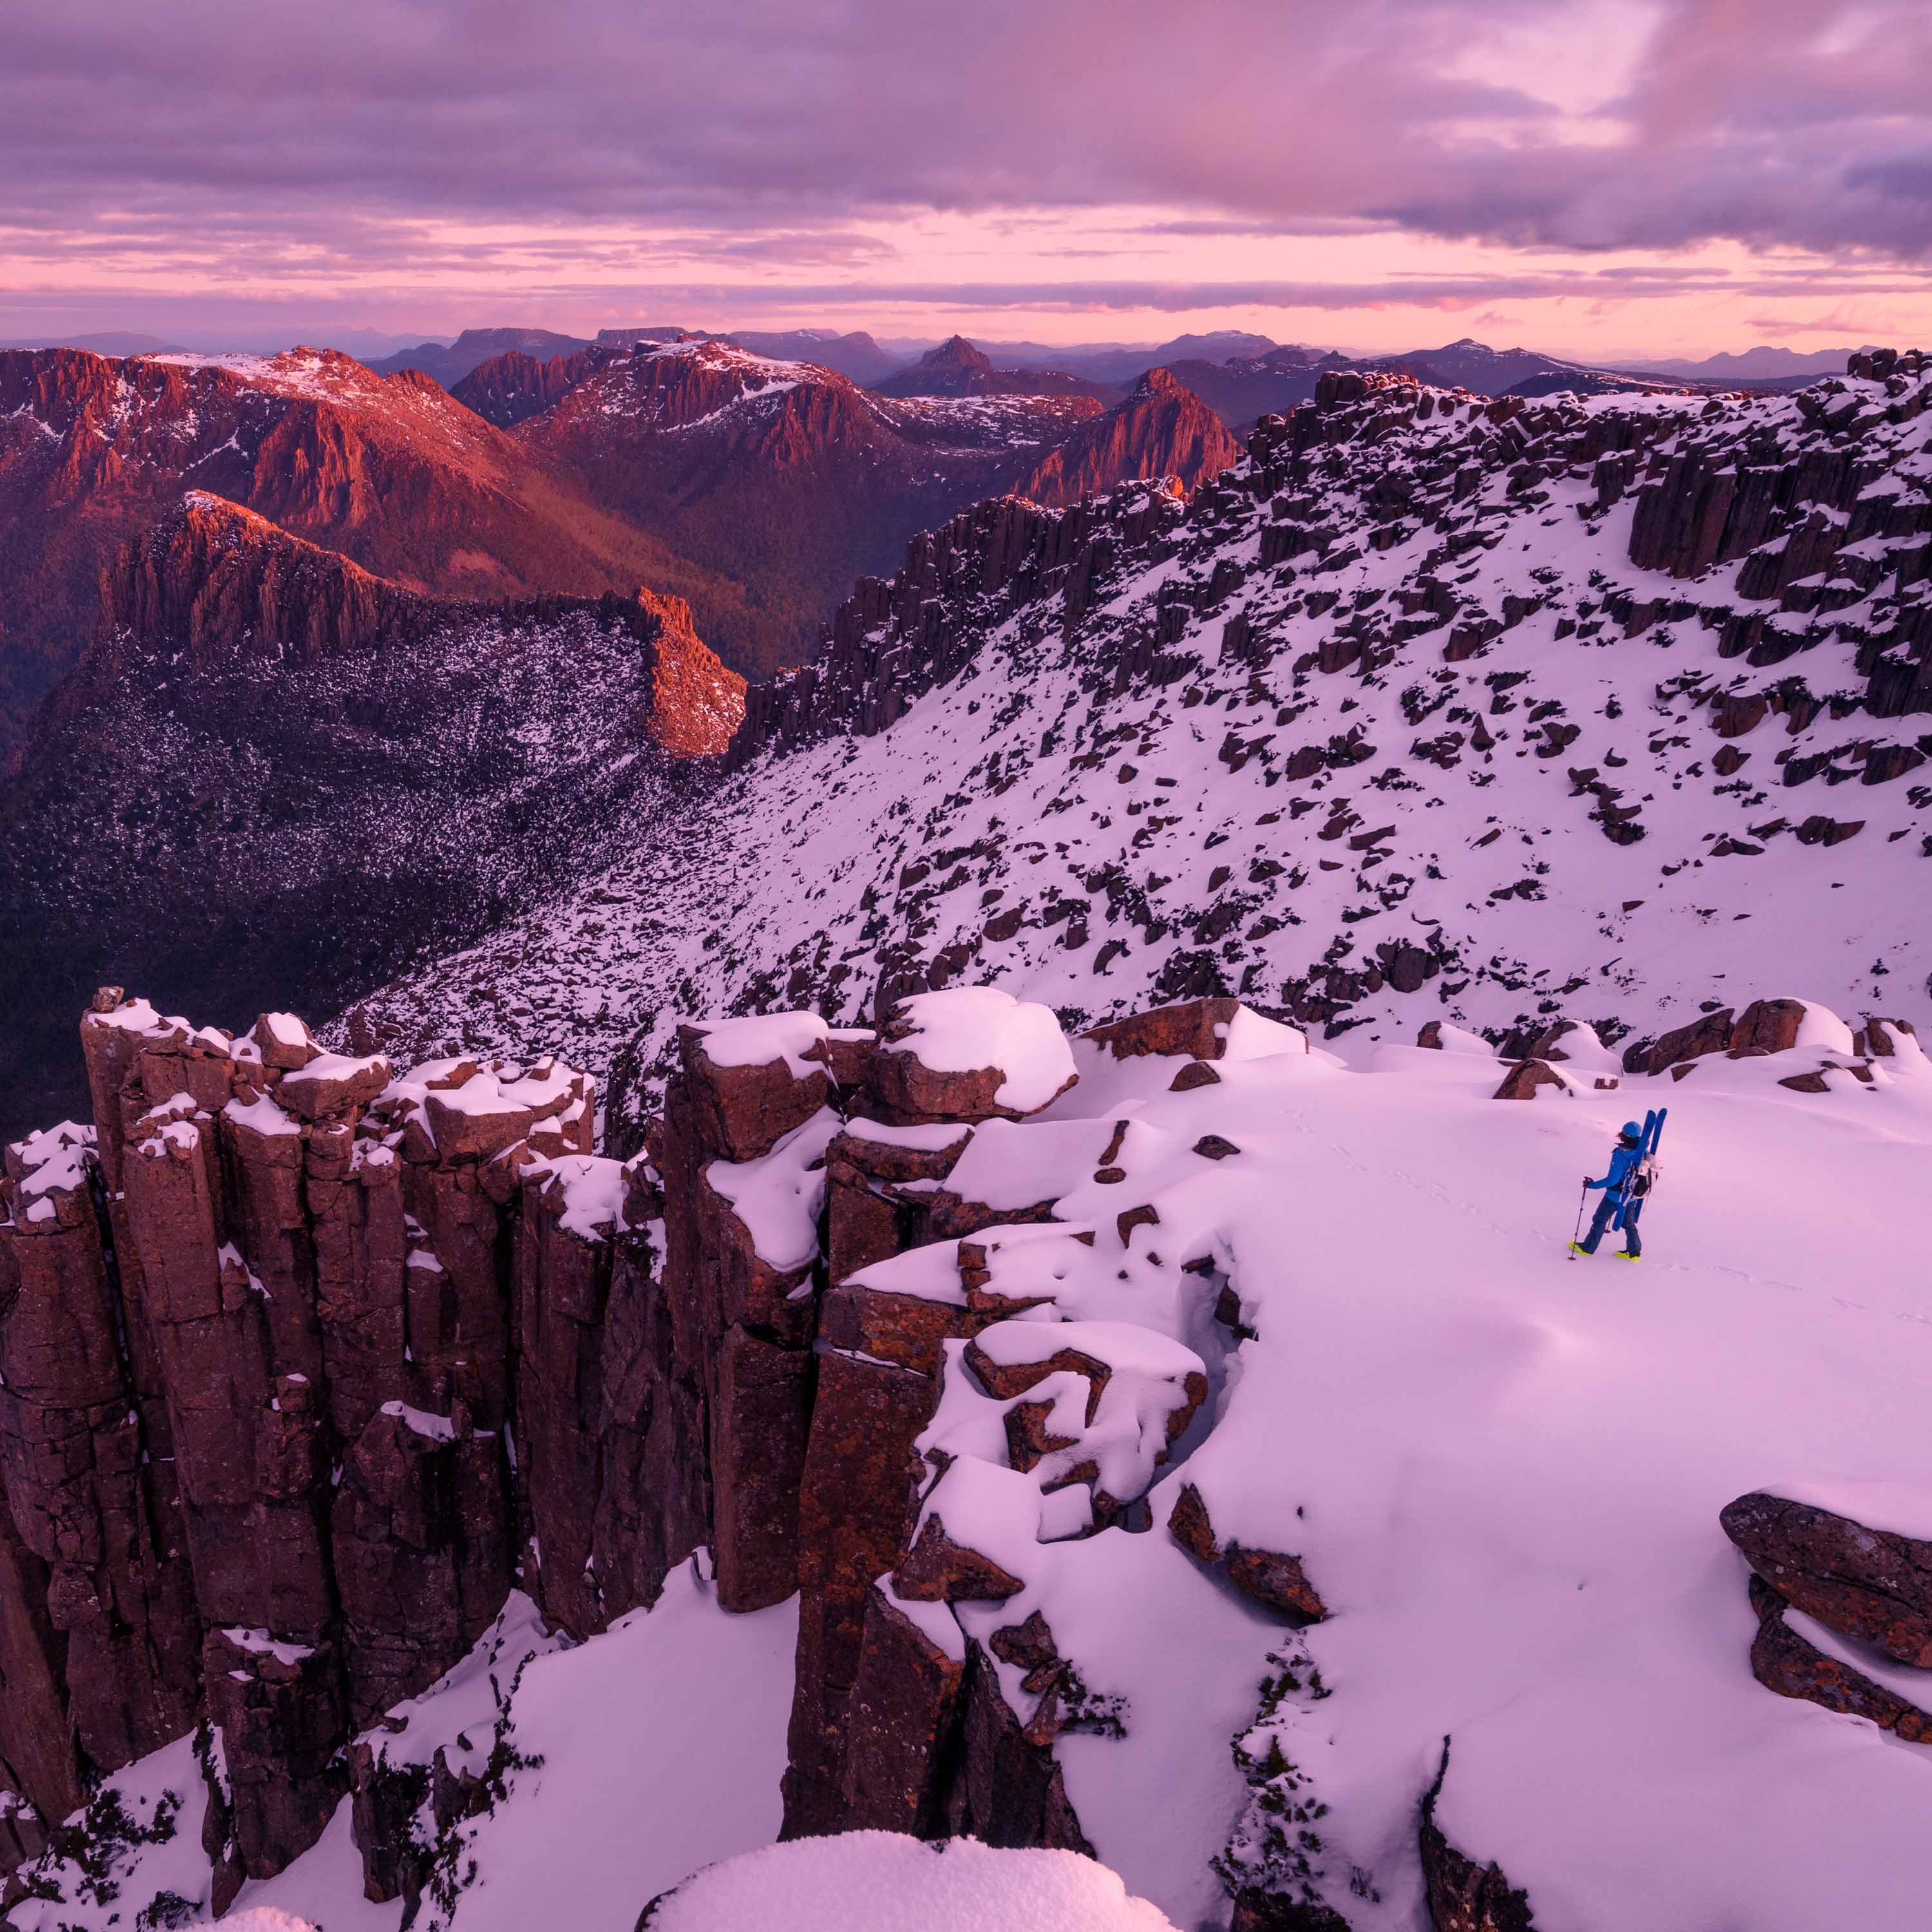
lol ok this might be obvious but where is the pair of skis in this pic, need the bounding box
[1615,1107,1667,1229]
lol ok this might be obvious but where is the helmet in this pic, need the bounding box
[1620,1122,1642,1141]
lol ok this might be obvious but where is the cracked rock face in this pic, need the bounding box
[0,996,648,1884]
[1721,1491,1932,1667]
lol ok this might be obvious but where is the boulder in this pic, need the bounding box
[1721,1491,1932,1665]
[893,1508,1027,1604]
[1169,1482,1325,1620]
[1492,1059,1565,1100]
[868,989,1077,1125]
[677,1018,832,1162]
[1746,1574,1932,1745]
[1855,1016,1918,1057]
[1729,998,1806,1057]
[1627,1005,1734,1075]
[278,1053,392,1122]
[251,1012,321,1071]
[1084,996,1242,1061]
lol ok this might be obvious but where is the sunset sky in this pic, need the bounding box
[5,0,1930,357]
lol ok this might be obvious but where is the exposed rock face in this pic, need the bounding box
[98,493,439,668]
[0,1117,203,1784]
[0,1459,83,1829]
[451,346,606,428]
[1419,1744,1539,1932]
[1168,1483,1326,1620]
[0,996,645,1886]
[1721,1492,1932,1667]
[1745,1574,1932,1745]
[0,343,731,753]
[1016,368,1242,509]
[1419,1820,1539,1932]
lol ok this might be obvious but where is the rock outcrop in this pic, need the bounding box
[1419,1745,1540,1931]
[1016,368,1241,509]
[1721,1491,1932,1668]
[1744,1574,1932,1744]
[8,981,1229,1902]
[0,997,633,1888]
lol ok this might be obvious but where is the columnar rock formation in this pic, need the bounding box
[0,981,1318,1919]
[0,994,627,1905]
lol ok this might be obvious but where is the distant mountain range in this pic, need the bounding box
[1610,345,1866,380]
[10,321,1865,404]
[0,331,191,357]
[869,334,1124,402]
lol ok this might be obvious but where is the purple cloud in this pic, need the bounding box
[2,0,1929,337]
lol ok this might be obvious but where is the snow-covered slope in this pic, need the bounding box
[350,355,1932,1120]
[7,1569,797,1932]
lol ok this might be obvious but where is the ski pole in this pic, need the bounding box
[1569,1183,1587,1258]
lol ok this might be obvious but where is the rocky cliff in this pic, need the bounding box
[451,347,607,428]
[0,346,743,749]
[8,980,1929,1932]
[1015,367,1242,507]
[0,984,1249,1914]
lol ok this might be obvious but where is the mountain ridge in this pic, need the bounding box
[340,351,1932,1119]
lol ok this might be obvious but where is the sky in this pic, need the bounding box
[3,0,1931,360]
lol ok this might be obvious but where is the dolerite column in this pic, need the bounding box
[658,1023,838,1618]
[589,1159,705,1624]
[0,1229,84,1833]
[287,1055,508,1732]
[0,1127,202,1784]
[74,998,197,1587]
[120,1083,346,1884]
[514,1151,659,1637]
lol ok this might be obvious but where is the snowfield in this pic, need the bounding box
[14,1007,1930,1929]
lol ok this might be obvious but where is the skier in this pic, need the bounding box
[1571,1121,1649,1261]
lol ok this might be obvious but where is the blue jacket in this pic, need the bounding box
[1588,1143,1642,1197]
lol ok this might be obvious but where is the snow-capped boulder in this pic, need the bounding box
[1492,1058,1567,1101]
[870,988,1078,1124]
[677,1013,836,1161]
[642,1832,1176,1931]
[1417,1021,1498,1055]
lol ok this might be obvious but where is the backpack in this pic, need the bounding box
[1628,1154,1660,1200]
